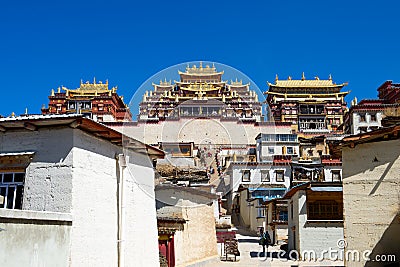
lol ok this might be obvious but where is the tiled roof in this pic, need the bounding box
[0,114,164,158]
[269,79,347,88]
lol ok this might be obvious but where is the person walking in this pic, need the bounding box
[259,228,271,255]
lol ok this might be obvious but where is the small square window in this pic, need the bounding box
[370,114,376,122]
[268,147,275,154]
[261,170,270,182]
[242,170,251,182]
[332,170,341,181]
[275,170,284,182]
[287,147,293,154]
[0,172,25,210]
[360,114,366,122]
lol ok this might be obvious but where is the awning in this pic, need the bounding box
[0,152,35,158]
[310,186,342,192]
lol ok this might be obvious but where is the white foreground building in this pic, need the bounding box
[0,115,164,267]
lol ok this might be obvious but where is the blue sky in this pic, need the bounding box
[1,0,399,117]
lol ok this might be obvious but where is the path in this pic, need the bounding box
[203,226,344,267]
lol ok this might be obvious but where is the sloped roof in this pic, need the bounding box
[0,114,164,158]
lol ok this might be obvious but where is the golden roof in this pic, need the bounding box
[61,78,117,95]
[228,78,250,87]
[178,62,223,76]
[268,74,347,88]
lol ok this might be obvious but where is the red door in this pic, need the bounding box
[159,235,175,267]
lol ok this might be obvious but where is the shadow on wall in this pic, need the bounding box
[366,212,400,267]
[342,141,400,196]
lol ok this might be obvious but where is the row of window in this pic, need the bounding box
[242,170,285,182]
[259,134,297,142]
[180,106,221,116]
[359,113,377,122]
[268,146,295,155]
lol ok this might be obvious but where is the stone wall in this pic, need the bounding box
[0,128,74,213]
[111,119,290,145]
[0,126,160,266]
[289,190,344,260]
[342,140,400,267]
[0,209,72,267]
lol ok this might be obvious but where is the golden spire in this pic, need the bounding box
[93,77,96,84]
[301,72,305,81]
[315,76,319,80]
[329,74,332,81]
[288,76,292,80]
[275,74,279,82]
[199,61,203,69]
[80,79,83,85]
[57,87,61,93]
[51,89,55,96]
[11,112,15,118]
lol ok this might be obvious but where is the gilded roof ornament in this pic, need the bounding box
[329,74,332,81]
[301,72,305,81]
[288,76,292,80]
[275,74,279,82]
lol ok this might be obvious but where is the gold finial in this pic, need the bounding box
[212,63,215,68]
[164,77,167,83]
[25,108,28,115]
[51,89,55,96]
[288,76,292,80]
[93,77,96,84]
[106,79,109,85]
[11,112,15,118]
[80,79,83,85]
[57,87,61,93]
[199,61,203,68]
[235,77,238,82]
[275,74,279,82]
[301,72,305,81]
[328,74,332,81]
[315,76,319,80]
